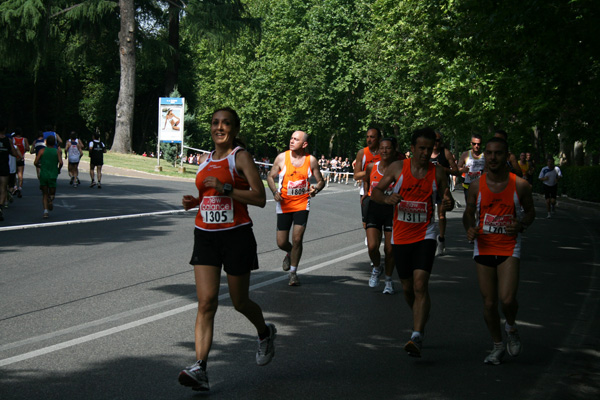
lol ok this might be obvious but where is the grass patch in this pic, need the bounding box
[101,152,269,187]
[103,152,197,179]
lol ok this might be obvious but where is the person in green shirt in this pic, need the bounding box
[34,135,63,218]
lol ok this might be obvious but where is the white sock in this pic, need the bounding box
[505,322,515,333]
[411,331,422,340]
[385,276,393,282]
[290,266,297,273]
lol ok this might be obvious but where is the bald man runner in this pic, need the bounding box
[268,131,325,286]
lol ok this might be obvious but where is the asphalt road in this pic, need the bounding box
[0,164,598,400]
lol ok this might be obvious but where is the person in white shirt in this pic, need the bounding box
[538,157,562,218]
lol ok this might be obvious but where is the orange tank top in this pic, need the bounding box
[13,137,25,156]
[362,147,381,171]
[368,161,394,196]
[518,160,529,175]
[277,150,312,214]
[391,160,438,245]
[194,147,252,231]
[474,173,521,257]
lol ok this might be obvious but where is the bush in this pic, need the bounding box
[162,143,180,167]
[533,165,600,202]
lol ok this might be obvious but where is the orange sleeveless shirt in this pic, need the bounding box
[276,150,312,214]
[474,173,522,257]
[194,147,252,231]
[368,161,394,196]
[391,160,438,245]
[13,137,25,156]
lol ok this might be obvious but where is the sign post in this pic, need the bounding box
[157,97,185,171]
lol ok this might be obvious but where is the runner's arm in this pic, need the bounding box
[509,153,523,177]
[266,153,284,202]
[362,163,373,203]
[57,148,64,169]
[229,150,266,207]
[309,156,325,196]
[457,151,469,174]
[371,161,402,205]
[462,180,479,241]
[445,149,460,176]
[34,148,44,167]
[353,148,366,181]
[436,165,454,212]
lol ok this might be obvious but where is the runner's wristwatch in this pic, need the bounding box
[222,183,233,196]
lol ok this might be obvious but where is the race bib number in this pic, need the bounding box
[396,200,427,223]
[482,213,512,234]
[467,170,482,180]
[287,180,308,196]
[200,196,234,224]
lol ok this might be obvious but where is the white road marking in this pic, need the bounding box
[0,247,366,367]
[0,187,352,232]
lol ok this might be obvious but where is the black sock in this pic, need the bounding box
[258,326,270,340]
[197,359,207,370]
[439,236,445,242]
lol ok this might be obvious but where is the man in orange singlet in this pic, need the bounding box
[463,137,535,365]
[353,128,382,228]
[267,131,325,286]
[372,128,455,358]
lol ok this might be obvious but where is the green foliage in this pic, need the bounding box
[552,165,600,203]
[161,142,180,166]
[1,0,599,166]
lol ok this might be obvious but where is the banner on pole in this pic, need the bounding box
[158,97,185,143]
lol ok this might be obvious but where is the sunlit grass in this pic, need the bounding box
[103,152,197,179]
[102,152,269,187]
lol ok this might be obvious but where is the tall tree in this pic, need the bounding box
[112,0,136,153]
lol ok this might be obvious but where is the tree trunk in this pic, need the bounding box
[328,132,337,158]
[164,4,180,96]
[112,0,136,153]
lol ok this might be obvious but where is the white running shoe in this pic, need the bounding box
[435,235,446,256]
[288,272,300,286]
[484,344,505,365]
[383,280,395,295]
[368,267,382,287]
[178,361,209,391]
[506,329,522,356]
[256,323,277,366]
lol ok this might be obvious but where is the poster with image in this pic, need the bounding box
[158,97,185,143]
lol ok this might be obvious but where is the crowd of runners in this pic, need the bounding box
[0,114,562,392]
[0,123,107,221]
[174,107,562,392]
